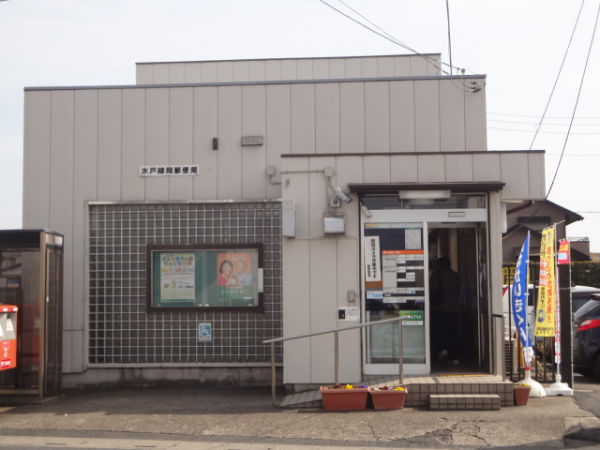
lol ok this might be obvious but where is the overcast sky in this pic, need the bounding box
[1,0,599,251]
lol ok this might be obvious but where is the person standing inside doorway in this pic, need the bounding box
[430,256,461,365]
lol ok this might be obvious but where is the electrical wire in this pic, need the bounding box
[318,0,466,77]
[546,0,600,198]
[446,0,453,76]
[489,126,600,135]
[317,0,481,94]
[529,0,586,150]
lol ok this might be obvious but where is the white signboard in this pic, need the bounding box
[338,307,360,322]
[364,236,381,282]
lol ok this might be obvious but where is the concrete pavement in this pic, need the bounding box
[0,385,599,449]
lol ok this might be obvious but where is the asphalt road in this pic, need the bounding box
[574,372,600,418]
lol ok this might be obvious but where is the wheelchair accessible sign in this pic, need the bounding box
[198,323,212,342]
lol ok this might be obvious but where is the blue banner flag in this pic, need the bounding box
[512,235,531,350]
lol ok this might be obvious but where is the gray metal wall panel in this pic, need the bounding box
[23,91,51,228]
[417,154,445,181]
[241,85,267,199]
[183,62,202,83]
[445,154,473,182]
[265,84,289,198]
[329,58,345,78]
[264,60,281,81]
[216,61,234,82]
[309,239,337,383]
[365,82,390,152]
[50,90,75,371]
[193,87,218,199]
[465,85,487,150]
[145,88,170,200]
[168,63,185,83]
[73,90,98,347]
[136,64,154,85]
[308,157,335,238]
[414,80,441,152]
[154,64,169,84]
[440,80,466,150]
[281,158,309,239]
[473,153,501,182]
[528,152,546,199]
[217,85,243,198]
[364,155,391,183]
[336,239,361,381]
[315,84,340,154]
[290,84,315,154]
[340,82,365,153]
[121,89,146,200]
[500,153,529,200]
[98,90,122,201]
[169,87,194,200]
[232,60,250,82]
[389,81,415,152]
[390,154,418,182]
[282,239,311,383]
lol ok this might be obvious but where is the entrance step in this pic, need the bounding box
[429,393,501,410]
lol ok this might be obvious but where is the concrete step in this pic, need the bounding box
[429,393,501,410]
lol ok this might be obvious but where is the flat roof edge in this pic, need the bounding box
[135,53,443,65]
[24,74,486,92]
[282,150,544,158]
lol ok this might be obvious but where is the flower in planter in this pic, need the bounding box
[371,386,407,391]
[514,382,530,387]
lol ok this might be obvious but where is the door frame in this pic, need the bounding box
[360,207,488,376]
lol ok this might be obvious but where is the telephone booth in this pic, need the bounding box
[0,230,63,402]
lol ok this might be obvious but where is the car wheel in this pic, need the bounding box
[593,354,600,381]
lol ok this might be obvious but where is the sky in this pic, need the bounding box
[1,0,599,251]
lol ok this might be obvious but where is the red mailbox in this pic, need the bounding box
[0,305,18,371]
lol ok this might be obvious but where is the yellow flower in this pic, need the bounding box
[344,384,353,390]
[393,386,406,391]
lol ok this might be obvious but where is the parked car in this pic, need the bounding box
[573,294,600,380]
[572,286,600,313]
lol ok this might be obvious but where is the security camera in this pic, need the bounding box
[334,186,352,204]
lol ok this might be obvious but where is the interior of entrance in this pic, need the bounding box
[428,226,485,372]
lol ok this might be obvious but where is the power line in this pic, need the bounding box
[489,126,600,135]
[529,0,585,150]
[446,0,453,76]
[318,0,462,76]
[490,118,600,126]
[489,112,600,120]
[546,0,600,198]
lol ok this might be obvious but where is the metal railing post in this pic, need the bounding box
[334,330,339,386]
[271,342,276,406]
[398,318,403,385]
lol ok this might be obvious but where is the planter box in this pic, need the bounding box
[368,387,407,410]
[513,386,531,406]
[320,386,368,411]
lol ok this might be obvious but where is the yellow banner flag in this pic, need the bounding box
[534,226,556,337]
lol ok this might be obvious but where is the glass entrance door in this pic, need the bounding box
[362,212,429,375]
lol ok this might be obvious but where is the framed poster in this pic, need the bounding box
[147,244,263,312]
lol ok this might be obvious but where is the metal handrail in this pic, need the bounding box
[263,315,409,405]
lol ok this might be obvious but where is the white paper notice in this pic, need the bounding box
[405,228,422,250]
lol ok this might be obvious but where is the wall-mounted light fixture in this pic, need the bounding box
[398,190,451,200]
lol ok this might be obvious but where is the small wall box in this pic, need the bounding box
[0,305,18,371]
[324,215,345,234]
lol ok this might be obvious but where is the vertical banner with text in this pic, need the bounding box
[534,226,556,337]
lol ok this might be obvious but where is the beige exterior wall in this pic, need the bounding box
[280,153,544,383]
[22,55,544,381]
[136,55,442,85]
